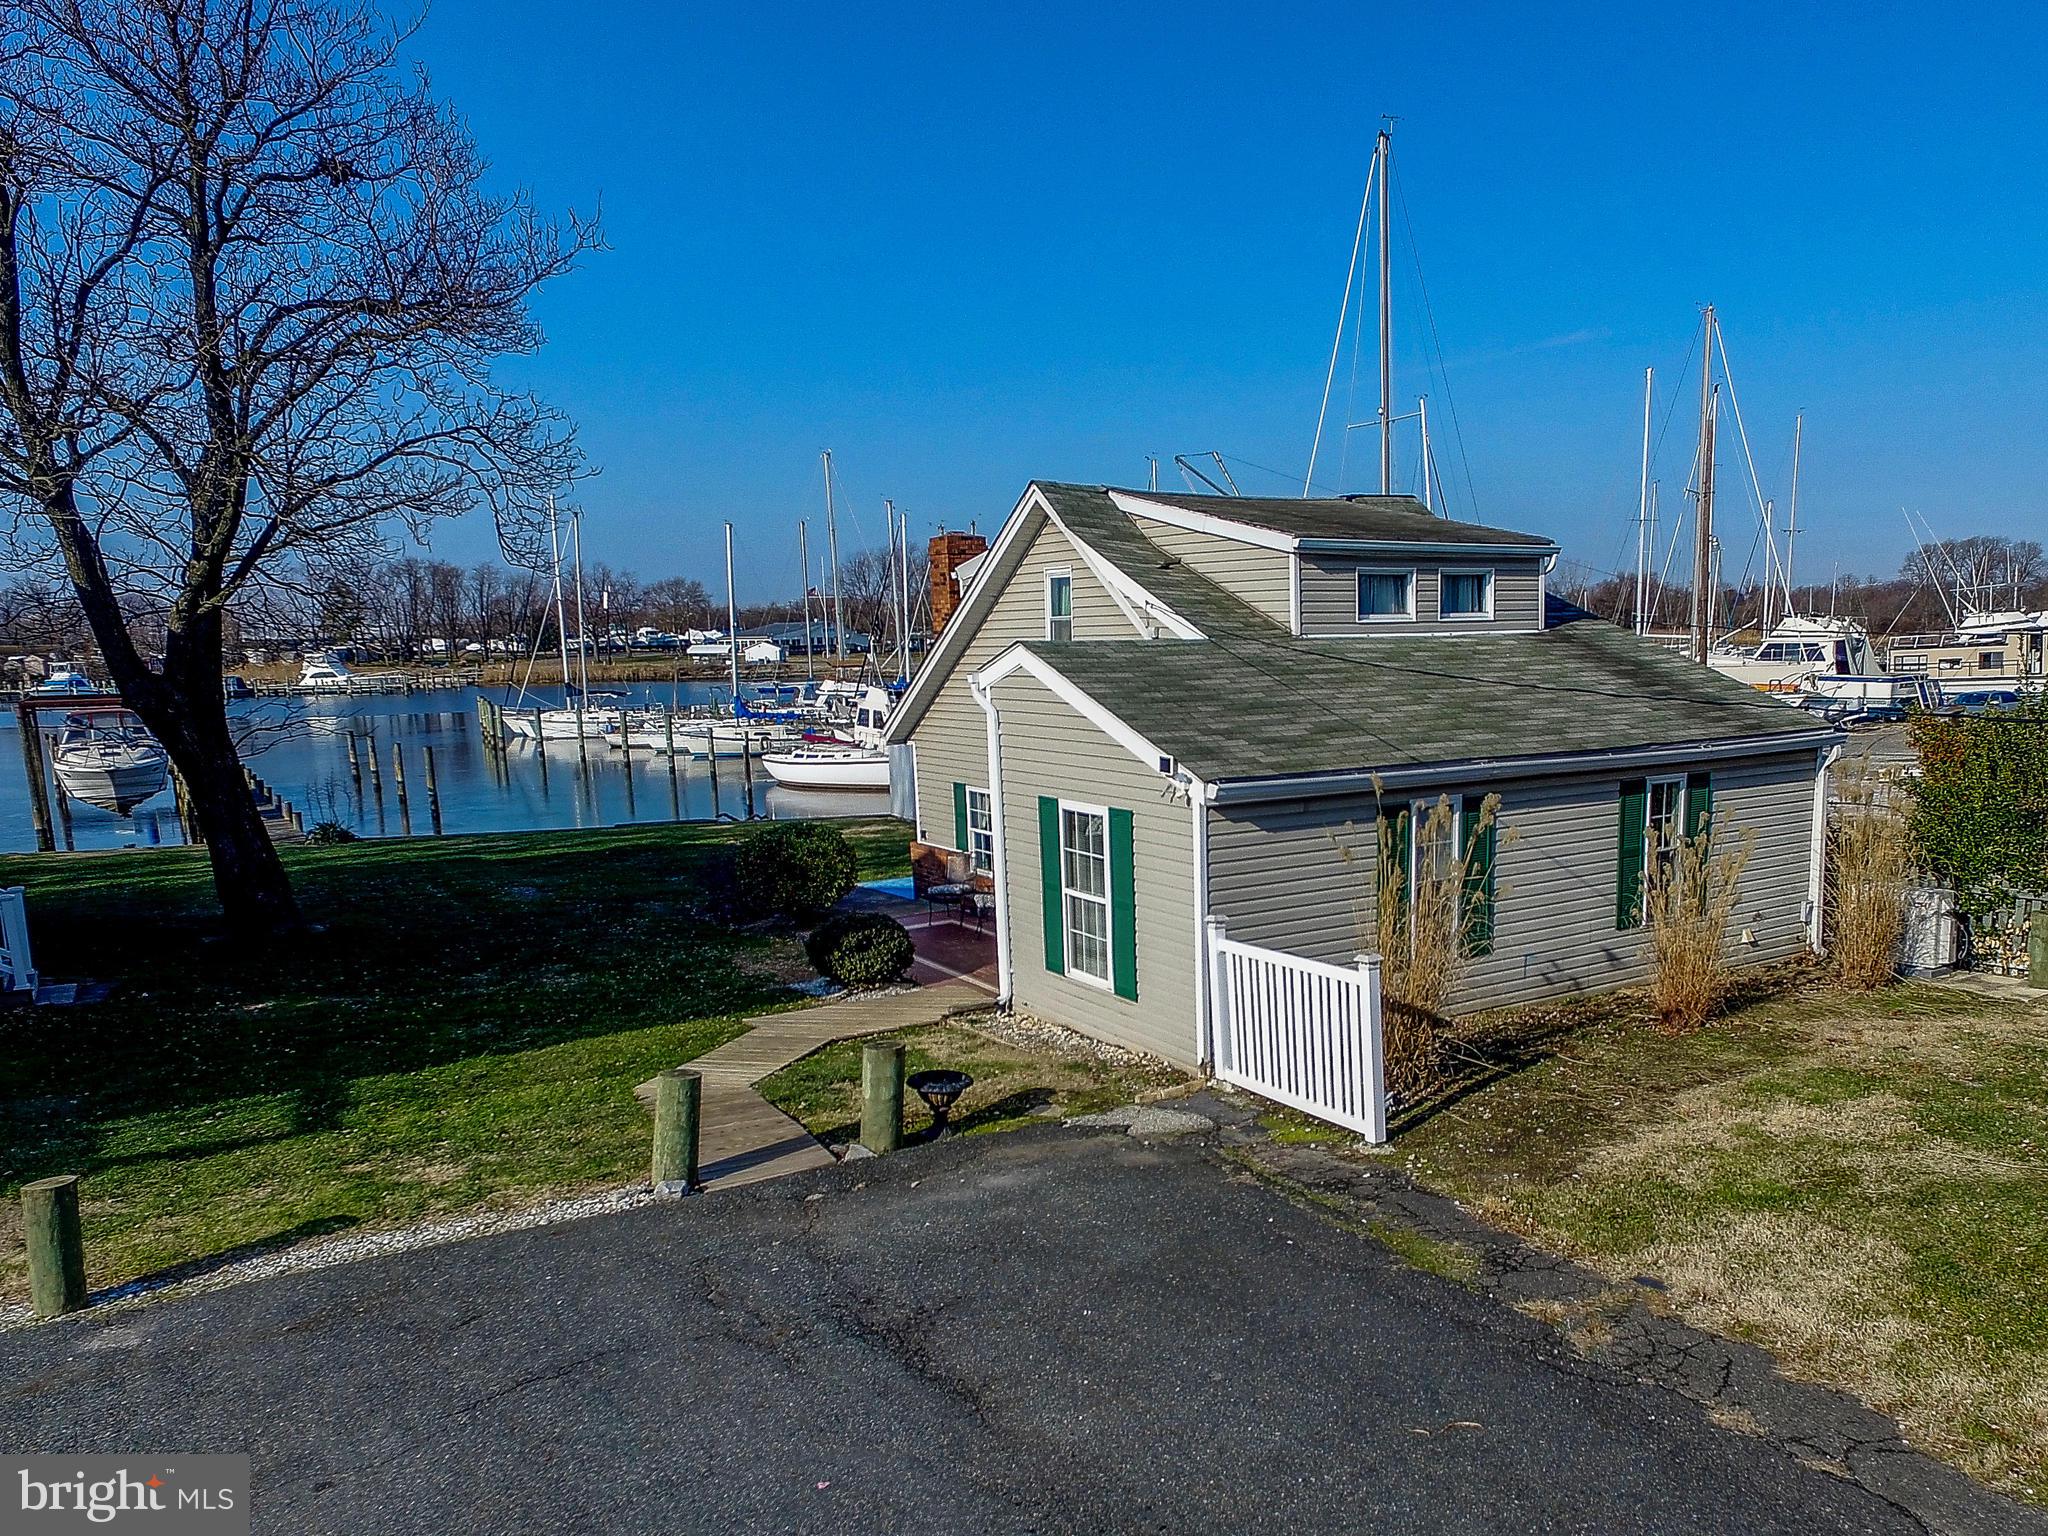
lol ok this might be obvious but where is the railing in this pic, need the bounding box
[1206,917,1386,1142]
[0,886,37,994]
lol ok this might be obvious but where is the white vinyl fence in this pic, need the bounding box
[0,885,37,994]
[1206,917,1386,1142]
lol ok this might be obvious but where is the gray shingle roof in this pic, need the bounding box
[1020,605,1828,785]
[1035,483,1280,638]
[1094,486,1557,549]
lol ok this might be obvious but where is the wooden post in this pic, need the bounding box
[2031,910,2047,989]
[171,765,198,846]
[650,1069,701,1192]
[392,740,411,835]
[742,734,756,820]
[422,745,444,835]
[345,731,361,783]
[860,1041,905,1154]
[24,1174,87,1317]
[18,704,53,853]
[532,709,548,790]
[708,731,721,820]
[621,737,637,816]
[664,704,680,819]
[51,750,74,852]
[366,734,383,798]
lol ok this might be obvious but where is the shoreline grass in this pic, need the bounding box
[0,819,911,1303]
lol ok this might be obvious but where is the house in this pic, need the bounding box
[884,482,1844,1074]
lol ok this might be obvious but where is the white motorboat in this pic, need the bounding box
[32,666,97,696]
[298,653,356,692]
[51,707,169,814]
[1707,615,1935,707]
[502,694,628,741]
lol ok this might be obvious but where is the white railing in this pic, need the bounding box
[0,886,37,994]
[1206,917,1385,1142]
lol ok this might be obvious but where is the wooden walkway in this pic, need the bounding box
[641,978,992,1191]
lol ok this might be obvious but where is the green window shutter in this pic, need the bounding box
[1616,778,1647,930]
[1037,796,1064,975]
[1685,772,1714,841]
[1461,802,1496,958]
[952,781,969,849]
[1109,807,1138,1001]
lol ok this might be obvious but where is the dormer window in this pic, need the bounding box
[1047,572,1074,641]
[1356,569,1415,622]
[1441,569,1493,620]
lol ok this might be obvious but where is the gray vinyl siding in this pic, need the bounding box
[910,518,1137,851]
[1298,554,1545,636]
[1128,516,1293,628]
[1206,750,1818,1014]
[991,673,1199,1067]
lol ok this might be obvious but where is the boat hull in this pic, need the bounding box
[54,753,169,814]
[759,749,890,791]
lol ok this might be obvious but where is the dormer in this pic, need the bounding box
[1108,490,1558,638]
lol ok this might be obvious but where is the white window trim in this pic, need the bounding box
[1438,566,1495,622]
[1355,566,1417,624]
[1407,794,1470,954]
[966,785,995,874]
[1642,773,1686,918]
[1045,568,1075,642]
[1057,798,1114,990]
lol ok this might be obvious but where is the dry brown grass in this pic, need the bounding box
[1369,793,1501,1099]
[1644,823,1756,1030]
[1828,760,1917,991]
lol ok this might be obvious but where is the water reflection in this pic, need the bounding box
[0,684,891,854]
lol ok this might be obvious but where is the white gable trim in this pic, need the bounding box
[1110,490,1299,553]
[1037,494,1203,641]
[971,644,1181,780]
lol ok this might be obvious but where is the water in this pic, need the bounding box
[0,683,890,854]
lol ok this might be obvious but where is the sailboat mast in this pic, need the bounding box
[1785,411,1803,615]
[547,494,573,700]
[798,520,815,680]
[1636,366,1653,636]
[723,521,739,704]
[1417,394,1433,512]
[569,507,591,697]
[1376,123,1394,496]
[897,505,913,683]
[1693,307,1718,663]
[821,449,844,659]
[884,498,902,679]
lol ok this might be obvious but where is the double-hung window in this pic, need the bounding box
[966,786,995,874]
[1059,804,1111,985]
[1047,572,1074,642]
[1643,775,1685,906]
[1440,568,1493,620]
[1357,568,1415,622]
[1410,794,1465,897]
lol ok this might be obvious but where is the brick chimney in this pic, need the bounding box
[927,531,988,636]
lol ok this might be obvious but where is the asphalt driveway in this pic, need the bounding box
[0,1128,1978,1533]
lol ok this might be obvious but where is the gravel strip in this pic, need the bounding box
[0,1183,662,1333]
[961,1007,1167,1068]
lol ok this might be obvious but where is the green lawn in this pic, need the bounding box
[761,1017,1186,1147]
[0,819,910,1303]
[1403,979,2048,1507]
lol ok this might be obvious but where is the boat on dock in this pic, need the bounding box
[1707,615,1938,709]
[297,653,356,692]
[51,707,169,814]
[32,666,98,697]
[760,685,893,792]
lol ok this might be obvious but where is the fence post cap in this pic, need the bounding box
[656,1067,701,1083]
[23,1173,80,1195]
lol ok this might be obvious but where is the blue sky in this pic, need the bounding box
[409,1,2048,601]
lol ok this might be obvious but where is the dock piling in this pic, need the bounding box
[50,749,74,851]
[18,706,53,853]
[392,740,411,835]
[422,745,444,835]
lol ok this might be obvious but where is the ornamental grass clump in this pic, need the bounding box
[1644,821,1755,1031]
[1829,760,1917,991]
[1367,792,1501,1101]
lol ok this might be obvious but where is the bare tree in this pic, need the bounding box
[0,0,596,931]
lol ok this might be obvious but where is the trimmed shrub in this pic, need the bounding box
[725,821,859,921]
[303,820,360,846]
[805,911,915,988]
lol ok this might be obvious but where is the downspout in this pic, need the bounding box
[1807,741,1841,953]
[971,675,1014,1007]
[1188,775,1214,1067]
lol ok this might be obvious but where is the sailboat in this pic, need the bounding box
[502,500,627,741]
[759,685,893,790]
